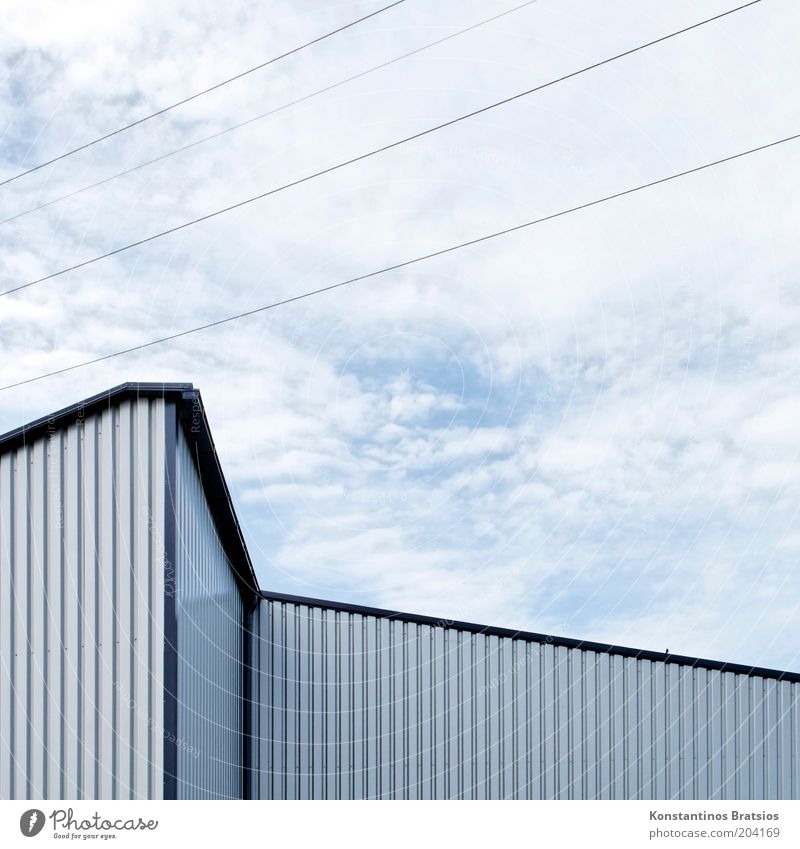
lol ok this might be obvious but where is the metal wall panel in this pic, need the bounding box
[250,600,800,799]
[0,398,166,800]
[173,426,242,799]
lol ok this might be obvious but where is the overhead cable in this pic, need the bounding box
[0,0,406,188]
[0,0,763,299]
[0,0,544,227]
[2,128,796,392]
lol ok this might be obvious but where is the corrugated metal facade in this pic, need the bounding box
[3,383,799,801]
[173,426,243,799]
[0,396,167,800]
[250,599,800,799]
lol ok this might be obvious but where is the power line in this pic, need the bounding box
[0,0,543,227]
[0,0,763,300]
[0,0,406,188]
[2,130,796,394]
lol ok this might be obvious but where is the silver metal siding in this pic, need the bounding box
[250,600,800,799]
[0,398,166,800]
[173,426,242,799]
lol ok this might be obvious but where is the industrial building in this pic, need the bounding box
[1,383,798,800]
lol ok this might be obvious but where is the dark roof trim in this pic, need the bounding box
[0,382,258,598]
[0,382,194,452]
[175,387,259,598]
[260,590,800,684]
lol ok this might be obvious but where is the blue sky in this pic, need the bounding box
[1,0,799,670]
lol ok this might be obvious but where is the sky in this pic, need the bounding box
[0,0,798,670]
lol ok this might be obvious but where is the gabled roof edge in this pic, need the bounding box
[0,381,259,599]
[259,589,800,684]
[175,387,259,598]
[0,382,194,451]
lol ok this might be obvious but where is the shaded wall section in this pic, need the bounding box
[0,397,166,799]
[173,425,243,799]
[250,598,800,800]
